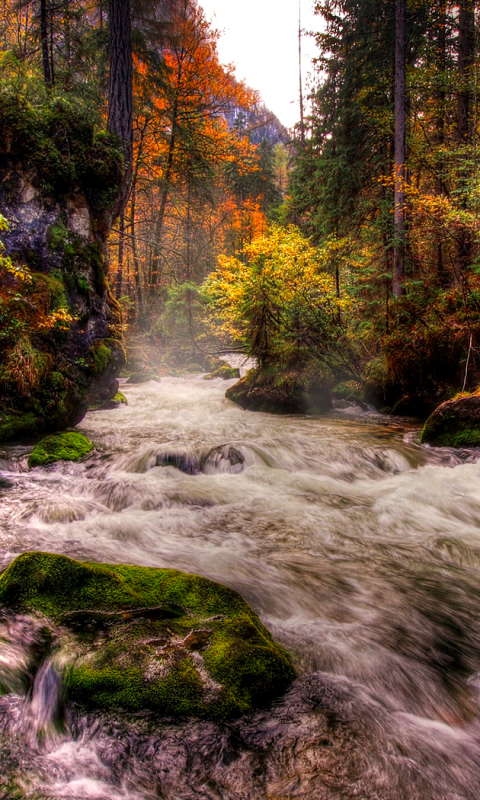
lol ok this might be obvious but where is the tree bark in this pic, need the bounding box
[116,213,125,299]
[457,0,475,141]
[108,0,133,218]
[455,0,475,276]
[392,0,406,299]
[40,0,53,87]
[434,0,447,282]
[150,68,181,287]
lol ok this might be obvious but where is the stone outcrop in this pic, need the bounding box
[0,95,125,442]
[421,393,480,447]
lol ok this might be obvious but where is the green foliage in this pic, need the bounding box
[0,75,122,210]
[204,225,357,378]
[28,432,93,467]
[0,552,295,720]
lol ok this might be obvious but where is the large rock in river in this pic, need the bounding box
[421,393,480,447]
[0,552,294,720]
[226,369,332,414]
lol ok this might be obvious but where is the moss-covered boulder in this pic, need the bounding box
[421,394,480,447]
[126,371,160,384]
[28,432,93,467]
[0,552,294,720]
[90,391,128,411]
[226,368,332,415]
[204,365,240,381]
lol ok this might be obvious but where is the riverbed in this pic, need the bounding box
[1,374,480,799]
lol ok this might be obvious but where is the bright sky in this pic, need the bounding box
[199,0,321,130]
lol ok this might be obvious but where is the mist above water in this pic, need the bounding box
[1,374,480,799]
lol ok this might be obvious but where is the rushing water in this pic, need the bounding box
[1,370,480,798]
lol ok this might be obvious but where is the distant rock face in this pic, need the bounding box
[421,394,480,447]
[0,552,295,720]
[0,119,125,441]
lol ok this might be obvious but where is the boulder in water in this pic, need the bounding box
[28,432,93,467]
[421,393,480,447]
[226,369,332,415]
[203,365,240,381]
[90,391,128,411]
[156,444,246,475]
[0,552,294,720]
[126,372,160,384]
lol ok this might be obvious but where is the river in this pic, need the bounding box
[1,371,480,799]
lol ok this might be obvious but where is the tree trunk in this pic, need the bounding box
[457,0,475,141]
[40,0,52,87]
[116,213,125,299]
[130,184,143,312]
[456,0,475,275]
[392,0,406,299]
[150,81,180,287]
[435,1,447,282]
[108,0,133,219]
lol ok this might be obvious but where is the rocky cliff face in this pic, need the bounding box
[0,94,125,442]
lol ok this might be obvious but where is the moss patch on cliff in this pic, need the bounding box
[28,432,93,467]
[0,552,295,720]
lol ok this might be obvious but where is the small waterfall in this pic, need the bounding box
[25,656,64,745]
[1,375,480,797]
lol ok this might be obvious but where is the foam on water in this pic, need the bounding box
[1,374,480,798]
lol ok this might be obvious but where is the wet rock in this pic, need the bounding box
[28,432,93,468]
[156,444,246,475]
[0,552,294,720]
[204,365,240,380]
[90,391,128,411]
[421,393,480,447]
[0,97,125,442]
[226,369,332,415]
[156,451,200,474]
[201,444,245,474]
[126,371,160,384]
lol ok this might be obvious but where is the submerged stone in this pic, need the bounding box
[421,394,480,447]
[0,552,295,720]
[28,432,93,467]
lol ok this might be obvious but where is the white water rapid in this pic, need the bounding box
[1,372,480,799]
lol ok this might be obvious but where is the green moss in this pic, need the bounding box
[126,371,159,384]
[28,432,93,467]
[76,275,90,295]
[0,552,295,719]
[31,272,68,310]
[46,222,68,252]
[206,365,240,380]
[332,380,363,402]
[420,424,480,447]
[89,343,112,375]
[114,391,128,405]
[0,412,40,443]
